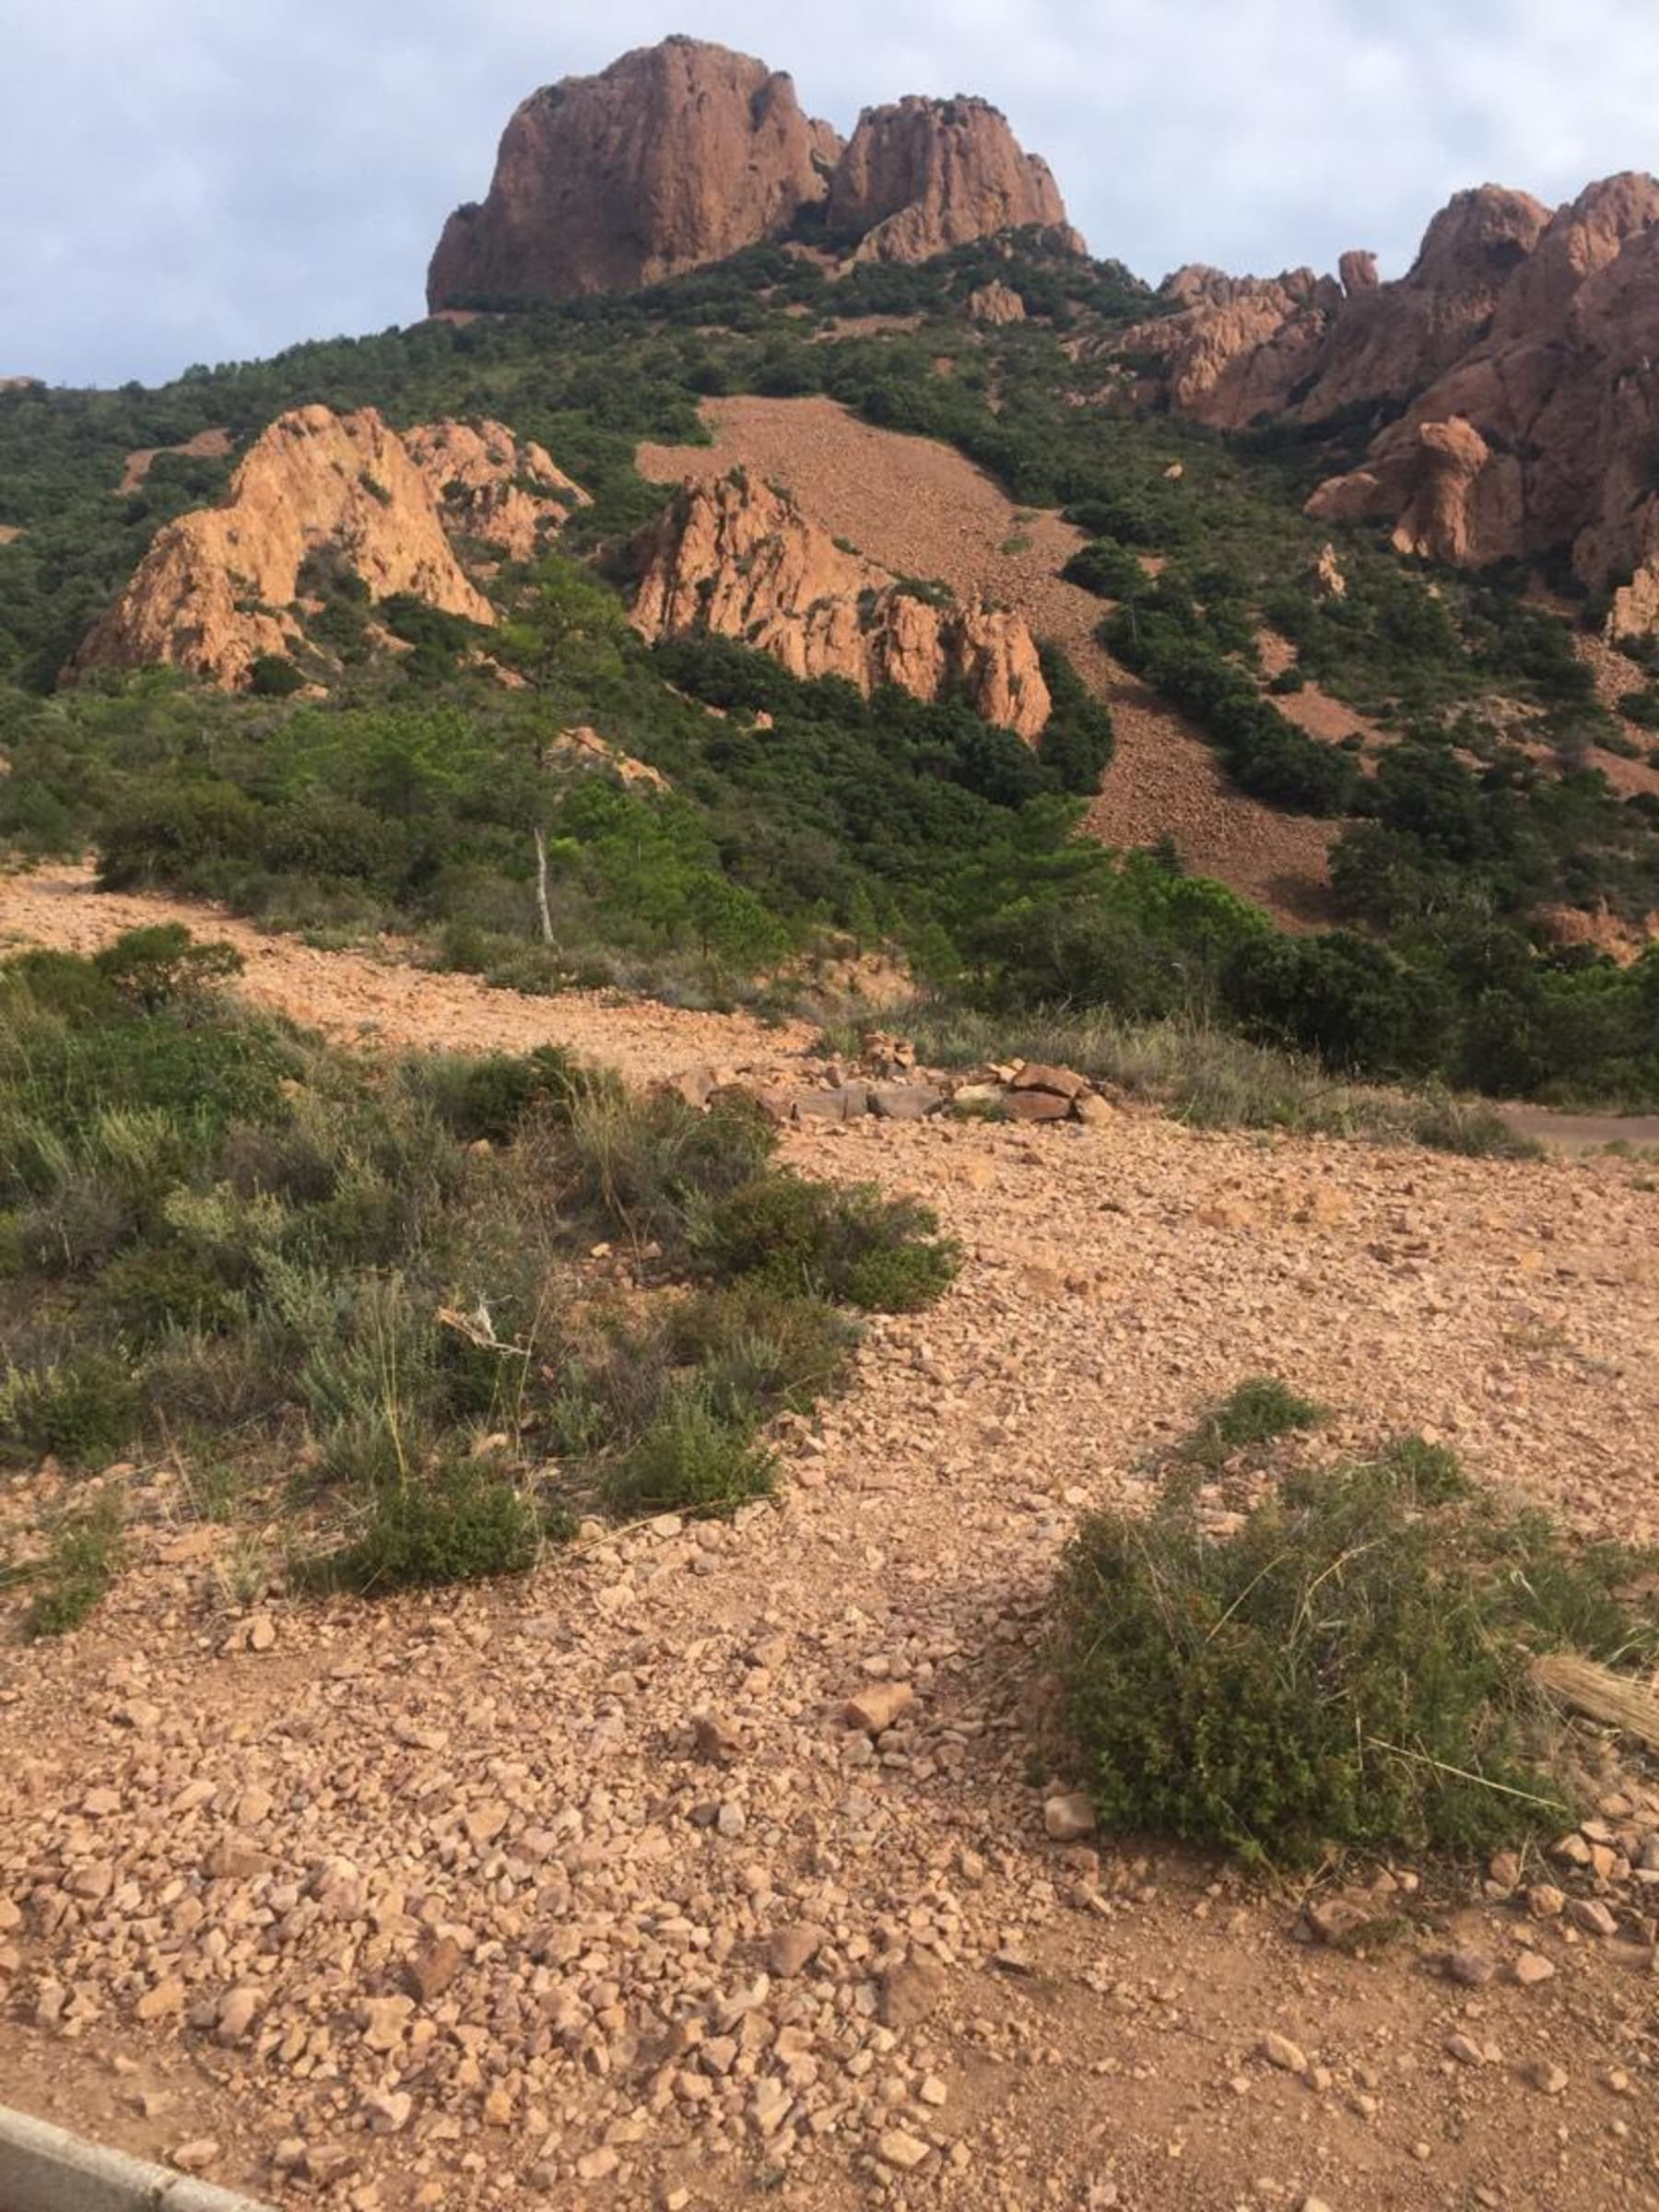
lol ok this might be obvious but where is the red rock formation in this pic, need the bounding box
[428,39,840,308]
[1119,270,1342,431]
[828,96,1080,265]
[967,280,1028,326]
[405,419,589,560]
[72,408,584,689]
[631,472,1051,737]
[1306,175,1659,619]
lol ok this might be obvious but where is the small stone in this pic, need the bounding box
[1525,2061,1569,2096]
[576,2147,619,2182]
[406,1935,463,2003]
[693,1713,744,1765]
[769,1924,825,1979]
[247,1615,276,1652]
[1527,1884,1566,1919]
[482,2085,514,2127]
[1445,2033,1485,2066]
[1444,1947,1496,1987]
[715,1800,747,1839]
[1258,2032,1308,2077]
[135,1976,185,2022]
[1305,1895,1371,1947]
[216,1984,261,2044]
[1512,1950,1557,1987]
[879,1954,946,2030]
[1042,1792,1097,1842]
[82,1787,121,1817]
[171,2140,221,2173]
[360,1995,413,2053]
[363,2089,412,2136]
[844,1681,915,1735]
[1568,1899,1618,1938]
[463,1802,509,1848]
[877,2129,932,2171]
[919,2075,948,2107]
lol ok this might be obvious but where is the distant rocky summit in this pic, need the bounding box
[72,407,581,689]
[827,95,1079,265]
[631,470,1051,737]
[1125,172,1659,625]
[428,38,1080,310]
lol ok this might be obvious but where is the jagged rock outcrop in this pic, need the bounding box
[405,419,589,560]
[828,96,1080,265]
[428,39,840,308]
[631,472,1050,738]
[72,407,583,689]
[1338,250,1380,298]
[967,279,1028,326]
[1305,175,1659,618]
[1120,268,1343,430]
[553,726,669,791]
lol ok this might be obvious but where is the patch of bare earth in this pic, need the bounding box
[1256,628,1393,763]
[0,524,22,547]
[117,427,233,496]
[637,397,1338,924]
[2,876,1658,2210]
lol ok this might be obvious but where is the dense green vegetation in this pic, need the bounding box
[4,234,1657,1106]
[1055,1400,1659,1865]
[0,927,956,1626]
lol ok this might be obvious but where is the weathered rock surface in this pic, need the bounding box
[1119,268,1343,430]
[967,278,1028,325]
[829,95,1080,265]
[630,470,1051,736]
[1306,175,1659,617]
[1130,170,1659,629]
[72,408,582,690]
[428,39,840,309]
[405,418,588,559]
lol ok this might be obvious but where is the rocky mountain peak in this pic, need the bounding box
[428,40,840,310]
[429,41,1081,308]
[827,93,1081,265]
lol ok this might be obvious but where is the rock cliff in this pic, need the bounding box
[405,418,589,560]
[429,41,1082,306]
[631,471,1051,738]
[428,39,840,308]
[1125,171,1659,629]
[827,96,1080,265]
[73,407,582,689]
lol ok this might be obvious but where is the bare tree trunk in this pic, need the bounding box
[532,826,555,947]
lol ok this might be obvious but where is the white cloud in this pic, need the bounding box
[3,0,1657,383]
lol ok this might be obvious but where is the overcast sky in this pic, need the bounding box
[5,0,1657,388]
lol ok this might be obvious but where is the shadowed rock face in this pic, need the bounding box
[71,408,582,689]
[827,95,1081,265]
[427,38,840,309]
[1128,171,1659,630]
[428,41,1082,309]
[630,471,1051,738]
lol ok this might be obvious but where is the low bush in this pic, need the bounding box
[0,933,957,1629]
[1173,1376,1324,1469]
[1054,1439,1658,1865]
[20,1495,124,1639]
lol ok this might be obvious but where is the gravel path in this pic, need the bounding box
[2,877,1657,2210]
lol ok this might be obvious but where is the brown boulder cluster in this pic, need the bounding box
[71,407,584,691]
[427,38,1084,312]
[629,470,1051,738]
[665,1036,1112,1129]
[1124,174,1659,629]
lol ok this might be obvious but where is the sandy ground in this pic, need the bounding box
[1,874,1657,2210]
[638,397,1340,924]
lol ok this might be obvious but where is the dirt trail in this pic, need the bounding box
[638,397,1338,924]
[2,877,1658,2211]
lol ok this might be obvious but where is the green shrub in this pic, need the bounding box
[0,1354,142,1468]
[411,1046,584,1145]
[1054,1446,1658,1865]
[606,1395,776,1518]
[303,1465,547,1593]
[23,1495,124,1638]
[692,1174,959,1310]
[1173,1375,1324,1469]
[668,1284,856,1420]
[93,924,243,1009]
